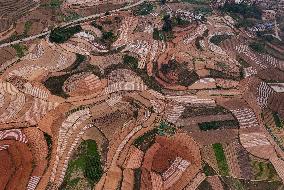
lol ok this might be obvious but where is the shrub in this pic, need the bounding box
[182,0,210,4]
[203,163,216,176]
[133,129,158,151]
[50,0,61,8]
[237,56,250,68]
[91,21,103,30]
[133,121,175,150]
[134,2,154,15]
[104,57,163,92]
[193,6,212,15]
[161,60,199,86]
[221,2,262,19]
[24,21,32,35]
[153,28,164,41]
[63,54,86,72]
[43,74,70,98]
[249,41,266,53]
[199,120,239,131]
[49,25,82,43]
[273,112,283,128]
[173,16,190,26]
[235,18,255,28]
[11,44,27,58]
[195,37,203,50]
[134,169,142,189]
[102,31,115,41]
[210,34,232,45]
[162,15,172,32]
[123,55,139,69]
[44,133,52,160]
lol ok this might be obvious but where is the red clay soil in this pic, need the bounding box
[123,145,144,169]
[156,133,201,190]
[152,135,200,173]
[141,168,152,190]
[141,133,201,190]
[0,47,16,65]
[152,145,183,173]
[142,143,161,171]
[37,102,72,135]
[266,42,284,53]
[217,97,248,110]
[189,129,239,146]
[23,127,48,176]
[172,23,198,43]
[268,93,284,118]
[4,140,33,190]
[0,142,15,188]
[257,68,284,82]
[155,75,187,91]
[36,104,71,190]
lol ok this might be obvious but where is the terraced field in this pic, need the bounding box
[0,0,38,33]
[0,1,284,190]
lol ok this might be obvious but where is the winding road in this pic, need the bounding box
[0,0,145,48]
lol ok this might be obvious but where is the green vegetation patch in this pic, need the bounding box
[237,56,250,68]
[133,129,158,151]
[160,59,199,86]
[60,140,103,190]
[195,36,204,50]
[123,54,139,69]
[120,54,162,92]
[153,28,165,41]
[41,0,62,8]
[61,12,81,22]
[197,179,212,190]
[235,18,255,28]
[43,73,70,98]
[231,178,246,190]
[182,0,210,5]
[193,6,212,15]
[152,15,186,41]
[62,54,86,72]
[203,162,216,176]
[44,133,52,161]
[181,106,230,118]
[172,16,191,27]
[24,21,32,35]
[220,2,262,19]
[157,121,176,136]
[216,62,229,70]
[134,2,154,16]
[49,25,82,43]
[212,143,229,176]
[209,69,240,80]
[210,34,232,45]
[162,15,172,32]
[273,112,283,129]
[199,120,238,131]
[91,21,103,30]
[251,160,280,181]
[134,169,142,190]
[133,121,175,151]
[102,31,116,43]
[12,44,27,58]
[249,41,266,54]
[222,176,283,190]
